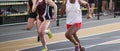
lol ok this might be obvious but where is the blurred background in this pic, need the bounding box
[0,0,119,25]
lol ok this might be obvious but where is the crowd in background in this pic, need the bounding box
[86,0,120,16]
[0,0,120,16]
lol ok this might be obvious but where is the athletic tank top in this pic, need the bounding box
[66,0,82,24]
[37,0,51,21]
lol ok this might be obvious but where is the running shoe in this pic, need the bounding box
[75,45,79,51]
[102,12,108,16]
[41,48,48,51]
[80,47,85,51]
[46,29,52,39]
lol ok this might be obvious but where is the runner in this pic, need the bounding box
[26,0,37,30]
[101,0,110,15]
[27,0,53,42]
[32,0,57,51]
[60,0,92,51]
[27,0,41,42]
[110,0,115,15]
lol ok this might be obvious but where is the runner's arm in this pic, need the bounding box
[48,0,57,20]
[32,0,38,12]
[60,0,67,17]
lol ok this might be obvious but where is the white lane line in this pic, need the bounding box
[0,36,36,44]
[1,22,120,44]
[17,29,120,51]
[49,39,120,51]
[110,36,120,39]
[17,40,68,51]
[81,37,100,40]
[100,39,120,45]
[1,17,120,37]
[17,37,100,51]
[0,30,36,37]
[85,39,120,49]
[0,43,40,49]
[49,47,74,51]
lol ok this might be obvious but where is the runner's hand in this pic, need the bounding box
[52,15,57,21]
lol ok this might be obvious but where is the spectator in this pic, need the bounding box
[86,0,96,16]
[114,0,120,15]
[0,9,3,16]
[110,0,115,15]
[101,0,109,15]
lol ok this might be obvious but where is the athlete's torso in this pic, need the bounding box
[37,0,51,21]
[66,0,82,24]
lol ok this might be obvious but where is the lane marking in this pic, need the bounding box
[50,47,74,51]
[0,43,40,49]
[0,36,36,44]
[18,29,120,51]
[0,22,120,51]
[0,22,120,44]
[49,39,120,51]
[17,40,68,51]
[100,39,120,45]
[86,39,120,49]
[0,30,36,37]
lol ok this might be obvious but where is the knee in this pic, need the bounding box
[27,25,33,30]
[38,30,44,37]
[65,32,70,38]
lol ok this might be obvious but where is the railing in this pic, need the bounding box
[0,1,28,25]
[0,0,119,26]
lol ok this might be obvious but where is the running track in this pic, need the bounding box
[0,16,120,51]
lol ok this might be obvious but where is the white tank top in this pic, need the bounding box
[66,0,82,25]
